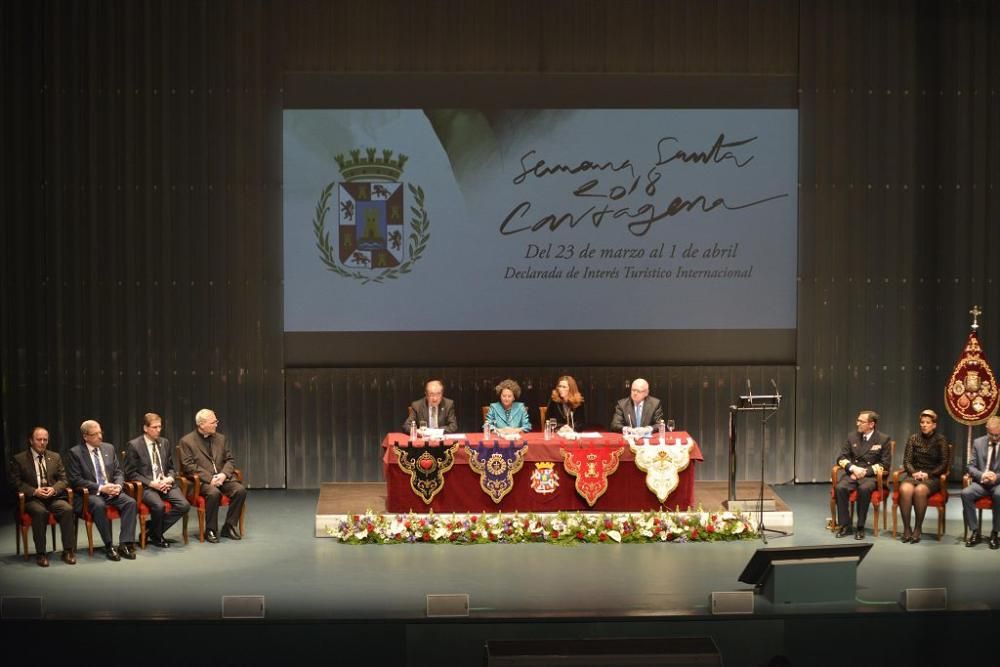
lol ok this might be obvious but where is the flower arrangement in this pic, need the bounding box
[327,508,756,545]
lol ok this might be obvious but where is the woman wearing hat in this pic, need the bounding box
[897,409,949,543]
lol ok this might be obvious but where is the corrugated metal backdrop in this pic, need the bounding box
[2,1,997,491]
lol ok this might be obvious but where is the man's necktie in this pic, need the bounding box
[93,448,106,487]
[635,405,642,426]
[987,443,997,472]
[430,406,438,429]
[37,454,48,486]
[151,442,163,479]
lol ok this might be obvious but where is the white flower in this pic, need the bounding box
[607,530,622,543]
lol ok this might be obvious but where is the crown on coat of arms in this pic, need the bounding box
[334,147,408,182]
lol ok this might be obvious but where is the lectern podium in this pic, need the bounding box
[723,386,780,514]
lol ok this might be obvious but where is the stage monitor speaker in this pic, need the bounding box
[738,543,872,604]
[426,593,469,617]
[485,638,721,666]
[1,596,43,619]
[222,595,265,618]
[710,591,754,614]
[901,588,947,611]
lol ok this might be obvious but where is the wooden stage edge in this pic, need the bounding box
[314,481,793,538]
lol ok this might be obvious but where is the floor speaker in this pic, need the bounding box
[710,591,754,614]
[222,595,265,618]
[901,588,947,611]
[426,593,469,617]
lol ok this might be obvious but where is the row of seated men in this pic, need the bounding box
[833,409,1000,548]
[9,409,247,566]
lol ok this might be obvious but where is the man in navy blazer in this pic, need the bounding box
[962,415,1000,549]
[66,419,138,561]
[610,378,664,431]
[834,410,892,540]
[124,412,190,548]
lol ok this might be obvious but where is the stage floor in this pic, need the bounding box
[2,483,999,666]
[314,481,794,537]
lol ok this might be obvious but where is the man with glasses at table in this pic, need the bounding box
[66,419,138,561]
[834,410,892,540]
[402,379,458,434]
[178,409,247,543]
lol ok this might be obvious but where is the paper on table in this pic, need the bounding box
[578,432,603,438]
[444,433,467,440]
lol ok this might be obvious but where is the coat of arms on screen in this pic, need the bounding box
[312,147,429,284]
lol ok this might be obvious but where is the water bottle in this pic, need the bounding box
[658,419,665,444]
[409,420,417,441]
[483,421,491,441]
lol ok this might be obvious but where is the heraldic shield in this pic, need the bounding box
[339,180,405,271]
[393,442,460,504]
[945,331,999,425]
[466,441,528,504]
[560,445,624,507]
[629,440,694,504]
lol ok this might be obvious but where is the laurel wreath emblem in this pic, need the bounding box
[313,182,429,285]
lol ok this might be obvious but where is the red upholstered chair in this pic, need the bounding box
[962,473,994,540]
[15,489,73,559]
[129,479,190,549]
[76,486,131,556]
[829,440,895,536]
[177,448,246,542]
[892,443,952,540]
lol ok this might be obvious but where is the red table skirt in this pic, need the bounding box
[382,432,702,514]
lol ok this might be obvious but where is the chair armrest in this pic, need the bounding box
[127,481,144,499]
[17,491,26,514]
[876,468,887,493]
[963,473,972,488]
[176,476,189,496]
[892,467,904,485]
[232,469,243,482]
[75,487,91,505]
[830,465,840,487]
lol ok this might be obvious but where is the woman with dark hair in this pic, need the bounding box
[486,379,531,434]
[546,375,587,432]
[897,409,948,543]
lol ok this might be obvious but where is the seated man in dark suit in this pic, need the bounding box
[178,409,248,543]
[402,379,458,434]
[962,416,1000,549]
[610,378,664,431]
[834,410,892,540]
[124,412,191,548]
[66,419,138,561]
[7,426,77,566]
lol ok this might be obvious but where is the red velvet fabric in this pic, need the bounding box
[382,432,703,513]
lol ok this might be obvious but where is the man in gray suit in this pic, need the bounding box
[124,412,190,548]
[610,378,664,431]
[66,419,138,561]
[178,409,247,543]
[8,427,77,566]
[402,379,458,433]
[962,415,1000,549]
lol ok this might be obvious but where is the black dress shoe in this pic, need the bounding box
[61,550,76,565]
[151,537,170,548]
[119,543,137,560]
[205,529,219,543]
[990,532,1000,550]
[36,553,49,567]
[105,545,121,561]
[966,530,982,547]
[836,525,851,538]
[901,529,912,543]
[854,527,865,540]
[221,525,242,540]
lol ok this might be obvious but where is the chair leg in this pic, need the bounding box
[20,525,30,560]
[829,497,837,529]
[139,517,147,549]
[50,523,57,553]
[239,503,246,537]
[85,519,94,556]
[197,507,206,543]
[181,514,189,545]
[883,498,889,531]
[937,507,945,540]
[872,504,880,537]
[892,503,898,538]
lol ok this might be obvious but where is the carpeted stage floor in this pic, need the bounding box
[2,483,998,666]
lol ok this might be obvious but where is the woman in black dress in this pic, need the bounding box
[546,375,587,432]
[897,409,949,543]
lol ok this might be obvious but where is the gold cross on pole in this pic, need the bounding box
[970,305,982,330]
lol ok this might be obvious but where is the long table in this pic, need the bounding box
[382,431,703,513]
